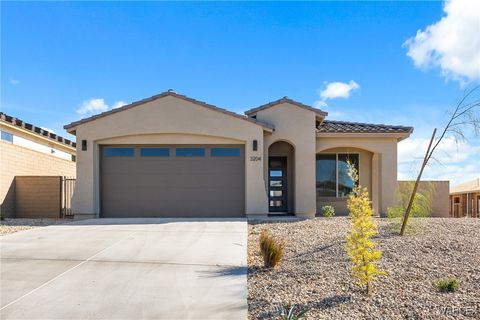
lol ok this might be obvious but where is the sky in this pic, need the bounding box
[2,1,479,186]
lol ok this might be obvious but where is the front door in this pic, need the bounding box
[268,157,287,213]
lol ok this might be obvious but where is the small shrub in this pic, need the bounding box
[277,304,309,320]
[259,229,284,268]
[321,205,335,218]
[436,278,460,293]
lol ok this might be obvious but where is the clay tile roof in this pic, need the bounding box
[317,120,413,134]
[64,91,275,132]
[245,97,328,117]
[0,112,76,148]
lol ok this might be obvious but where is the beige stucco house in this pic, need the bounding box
[450,178,480,218]
[65,90,412,219]
[1,112,76,217]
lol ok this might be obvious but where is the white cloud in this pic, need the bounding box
[76,98,110,115]
[112,101,128,109]
[398,136,480,185]
[404,0,480,83]
[315,80,360,108]
[76,98,128,115]
[40,127,55,134]
[9,79,19,85]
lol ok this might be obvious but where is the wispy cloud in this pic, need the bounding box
[398,136,480,185]
[314,80,360,108]
[404,0,480,84]
[9,79,19,85]
[76,98,128,115]
[112,101,128,109]
[40,127,55,134]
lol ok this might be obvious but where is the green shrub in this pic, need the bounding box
[277,304,309,320]
[436,278,460,293]
[259,229,284,268]
[387,181,436,233]
[321,205,335,218]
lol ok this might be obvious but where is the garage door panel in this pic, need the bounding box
[101,145,245,217]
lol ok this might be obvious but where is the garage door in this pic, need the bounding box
[100,145,245,218]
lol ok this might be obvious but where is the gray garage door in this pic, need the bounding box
[101,145,245,218]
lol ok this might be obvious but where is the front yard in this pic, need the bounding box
[248,218,480,319]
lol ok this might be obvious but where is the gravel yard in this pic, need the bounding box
[0,218,70,236]
[248,218,480,319]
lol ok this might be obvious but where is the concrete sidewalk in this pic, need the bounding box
[0,218,247,319]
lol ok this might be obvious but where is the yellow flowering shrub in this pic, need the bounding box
[345,163,386,296]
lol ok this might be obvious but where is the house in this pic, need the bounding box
[450,178,480,218]
[64,90,413,219]
[0,112,76,218]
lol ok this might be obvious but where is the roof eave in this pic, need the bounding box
[316,132,412,140]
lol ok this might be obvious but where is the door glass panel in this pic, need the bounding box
[104,147,134,157]
[270,170,282,177]
[140,148,170,157]
[211,147,241,157]
[176,148,205,157]
[270,180,282,187]
[269,200,283,207]
[270,190,282,197]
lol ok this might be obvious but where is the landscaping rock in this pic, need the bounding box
[248,218,480,319]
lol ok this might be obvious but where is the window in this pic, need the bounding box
[270,180,283,187]
[104,147,134,157]
[338,154,358,197]
[141,148,170,157]
[270,170,282,177]
[1,131,13,143]
[270,190,282,197]
[176,148,205,157]
[316,154,336,196]
[316,153,359,197]
[270,200,283,207]
[211,147,241,157]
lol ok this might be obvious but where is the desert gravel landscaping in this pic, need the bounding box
[0,218,70,235]
[248,218,480,319]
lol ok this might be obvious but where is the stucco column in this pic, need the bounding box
[294,143,317,218]
[380,146,397,215]
[71,133,97,219]
[246,139,269,215]
[371,153,380,216]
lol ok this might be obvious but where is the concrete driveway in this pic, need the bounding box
[0,218,247,319]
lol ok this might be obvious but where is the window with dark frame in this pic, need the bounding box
[316,153,359,198]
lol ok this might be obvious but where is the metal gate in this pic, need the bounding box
[61,177,76,218]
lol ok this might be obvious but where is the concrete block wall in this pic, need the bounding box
[0,141,76,217]
[15,176,62,218]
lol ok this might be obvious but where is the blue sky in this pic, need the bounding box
[2,1,479,185]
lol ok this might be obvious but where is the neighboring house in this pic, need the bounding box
[64,90,413,219]
[450,178,480,218]
[0,112,76,217]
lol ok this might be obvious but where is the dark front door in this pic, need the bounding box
[268,157,287,213]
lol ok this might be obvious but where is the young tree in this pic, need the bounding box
[399,86,480,235]
[345,163,385,296]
